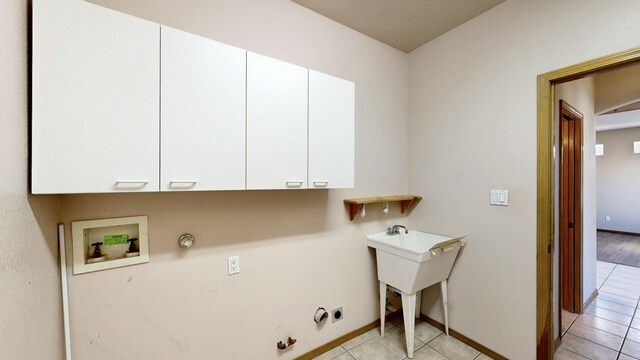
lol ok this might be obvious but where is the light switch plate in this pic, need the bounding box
[490,190,509,206]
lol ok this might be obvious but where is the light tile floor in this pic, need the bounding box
[313,318,492,360]
[556,261,640,360]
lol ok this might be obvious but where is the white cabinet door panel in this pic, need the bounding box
[161,26,246,191]
[32,0,159,194]
[246,52,308,190]
[308,70,355,189]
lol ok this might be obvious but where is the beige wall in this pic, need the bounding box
[0,1,63,358]
[596,127,640,233]
[595,65,640,114]
[553,78,597,340]
[407,0,640,358]
[7,0,640,358]
[58,0,409,359]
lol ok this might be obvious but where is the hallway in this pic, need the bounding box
[557,261,640,359]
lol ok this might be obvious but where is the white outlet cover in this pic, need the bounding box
[228,256,240,275]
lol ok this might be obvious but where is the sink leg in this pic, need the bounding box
[401,292,416,359]
[415,290,422,319]
[440,279,449,336]
[379,281,387,337]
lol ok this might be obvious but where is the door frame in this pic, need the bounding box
[559,99,584,315]
[536,47,640,359]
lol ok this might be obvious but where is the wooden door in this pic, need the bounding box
[560,100,583,314]
[32,0,160,194]
[246,52,308,190]
[161,26,246,191]
[308,70,355,189]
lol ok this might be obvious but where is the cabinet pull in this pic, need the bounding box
[170,180,198,186]
[116,180,149,185]
[285,181,303,188]
[313,181,329,187]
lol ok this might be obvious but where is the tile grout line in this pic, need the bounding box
[559,264,625,357]
[601,281,640,292]
[590,301,637,317]
[569,319,627,340]
[599,290,640,302]
[617,296,640,360]
[326,322,487,360]
[593,263,640,359]
[564,326,624,353]
[600,263,618,290]
[425,339,453,360]
[583,307,633,327]
[425,332,480,360]
[559,346,594,360]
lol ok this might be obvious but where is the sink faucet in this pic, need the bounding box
[387,225,408,235]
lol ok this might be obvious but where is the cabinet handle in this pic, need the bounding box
[170,180,198,187]
[116,180,149,185]
[285,181,303,188]
[313,181,329,187]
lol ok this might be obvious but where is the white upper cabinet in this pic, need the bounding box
[308,70,355,189]
[32,0,160,194]
[32,2,355,194]
[160,26,246,191]
[246,52,309,190]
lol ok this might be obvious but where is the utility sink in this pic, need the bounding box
[366,228,465,359]
[366,230,465,294]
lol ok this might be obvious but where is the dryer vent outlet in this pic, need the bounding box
[331,307,344,323]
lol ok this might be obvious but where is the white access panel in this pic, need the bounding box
[308,70,355,189]
[161,26,246,191]
[246,52,308,190]
[32,0,160,194]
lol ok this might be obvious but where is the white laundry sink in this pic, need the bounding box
[366,228,465,359]
[366,230,465,294]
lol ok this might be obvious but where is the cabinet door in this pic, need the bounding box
[32,0,159,194]
[308,70,355,189]
[246,52,308,190]
[161,26,246,191]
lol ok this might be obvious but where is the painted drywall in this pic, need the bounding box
[553,78,598,340]
[595,64,640,114]
[56,0,409,359]
[407,0,640,358]
[0,1,63,358]
[596,127,640,233]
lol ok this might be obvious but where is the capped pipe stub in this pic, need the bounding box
[178,234,194,248]
[314,307,329,325]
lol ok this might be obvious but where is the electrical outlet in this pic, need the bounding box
[605,216,611,221]
[331,307,343,323]
[228,256,239,275]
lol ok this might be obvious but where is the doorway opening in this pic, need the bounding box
[536,47,640,360]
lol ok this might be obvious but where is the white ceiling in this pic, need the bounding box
[599,99,640,116]
[292,0,506,53]
[596,109,640,132]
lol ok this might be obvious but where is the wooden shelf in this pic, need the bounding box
[343,195,422,221]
